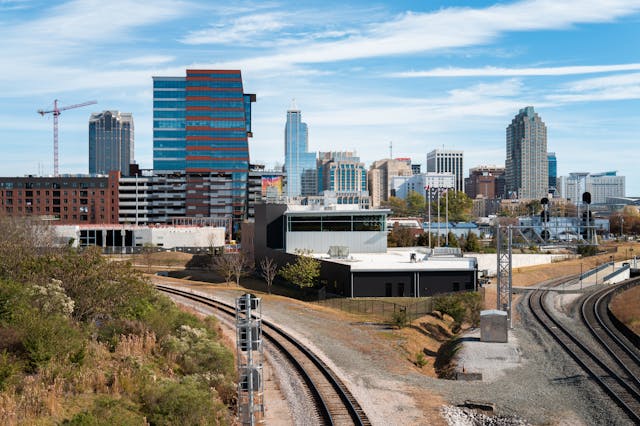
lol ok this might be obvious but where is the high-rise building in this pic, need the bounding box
[548,152,557,195]
[426,149,464,192]
[284,106,316,197]
[505,106,548,199]
[317,151,367,193]
[367,158,413,207]
[465,165,505,199]
[89,111,134,175]
[152,70,255,232]
[558,171,625,204]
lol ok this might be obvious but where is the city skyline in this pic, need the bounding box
[1,1,639,192]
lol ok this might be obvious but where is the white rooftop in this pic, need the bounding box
[314,247,476,272]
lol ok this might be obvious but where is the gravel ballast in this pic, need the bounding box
[154,277,634,425]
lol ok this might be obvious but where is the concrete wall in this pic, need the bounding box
[470,253,574,276]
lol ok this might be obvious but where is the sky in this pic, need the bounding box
[1,0,639,192]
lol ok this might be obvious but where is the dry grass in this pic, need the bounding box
[610,285,640,334]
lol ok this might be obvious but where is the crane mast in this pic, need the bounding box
[38,99,97,176]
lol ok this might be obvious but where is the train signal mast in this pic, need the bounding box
[38,99,97,176]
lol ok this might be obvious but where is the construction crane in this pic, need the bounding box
[38,99,97,176]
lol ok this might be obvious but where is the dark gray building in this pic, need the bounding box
[89,111,134,176]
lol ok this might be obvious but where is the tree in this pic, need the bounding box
[259,257,278,294]
[464,232,481,252]
[229,252,253,287]
[446,231,459,247]
[278,249,320,289]
[212,254,235,285]
[436,190,473,222]
[388,222,415,247]
[140,243,155,273]
[406,191,425,216]
[383,196,408,216]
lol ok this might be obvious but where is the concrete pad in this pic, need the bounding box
[455,328,523,382]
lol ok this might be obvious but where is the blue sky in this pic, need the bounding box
[1,0,640,192]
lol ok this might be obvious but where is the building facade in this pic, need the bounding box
[426,149,464,193]
[317,151,367,194]
[89,111,134,176]
[558,171,625,205]
[547,152,557,195]
[284,106,316,197]
[247,164,286,219]
[505,106,548,199]
[390,172,456,200]
[0,172,120,224]
[465,165,505,199]
[152,70,255,233]
[368,158,413,207]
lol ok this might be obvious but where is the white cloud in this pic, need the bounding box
[391,63,640,78]
[206,0,640,70]
[115,56,176,66]
[547,72,640,103]
[181,12,290,44]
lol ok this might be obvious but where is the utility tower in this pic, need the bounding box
[38,99,97,176]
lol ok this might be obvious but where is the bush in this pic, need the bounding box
[433,292,483,331]
[0,350,21,391]
[577,244,598,257]
[391,309,408,328]
[20,314,85,372]
[414,352,428,368]
[141,377,228,425]
[62,397,144,425]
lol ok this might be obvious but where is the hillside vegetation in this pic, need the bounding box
[0,217,235,425]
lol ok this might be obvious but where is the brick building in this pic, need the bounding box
[0,171,120,224]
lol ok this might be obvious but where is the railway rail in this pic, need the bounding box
[156,284,371,426]
[528,280,640,423]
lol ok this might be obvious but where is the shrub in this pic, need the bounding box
[141,377,228,426]
[0,350,21,391]
[433,292,483,331]
[61,397,144,425]
[391,309,408,328]
[414,352,428,368]
[20,314,85,372]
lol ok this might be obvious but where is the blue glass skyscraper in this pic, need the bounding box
[547,152,557,194]
[284,106,316,197]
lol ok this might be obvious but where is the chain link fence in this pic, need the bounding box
[315,297,433,322]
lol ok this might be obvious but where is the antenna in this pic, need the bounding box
[290,98,297,110]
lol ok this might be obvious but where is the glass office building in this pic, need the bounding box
[547,152,557,195]
[284,107,316,197]
[153,70,254,231]
[89,111,134,176]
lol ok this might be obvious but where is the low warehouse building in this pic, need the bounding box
[55,224,225,252]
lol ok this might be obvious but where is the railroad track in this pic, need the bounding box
[156,284,371,426]
[528,282,640,423]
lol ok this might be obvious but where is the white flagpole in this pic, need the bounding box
[445,188,449,246]
[437,188,441,247]
[426,186,431,248]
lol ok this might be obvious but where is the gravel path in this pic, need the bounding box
[154,276,635,425]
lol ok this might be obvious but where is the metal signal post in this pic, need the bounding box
[236,294,264,425]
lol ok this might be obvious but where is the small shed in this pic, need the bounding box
[480,310,508,343]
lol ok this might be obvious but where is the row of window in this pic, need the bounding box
[157,150,247,159]
[185,160,249,170]
[154,80,186,89]
[186,80,243,88]
[154,110,246,120]
[187,130,248,138]
[287,215,385,232]
[187,72,241,79]
[186,120,246,128]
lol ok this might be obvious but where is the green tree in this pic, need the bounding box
[406,191,426,216]
[446,231,459,247]
[464,232,481,252]
[437,190,472,222]
[383,196,409,216]
[278,249,320,288]
[387,222,415,247]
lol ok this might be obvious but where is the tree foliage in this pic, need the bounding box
[279,249,320,288]
[436,190,473,222]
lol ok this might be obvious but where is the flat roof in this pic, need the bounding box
[315,248,476,272]
[285,208,390,216]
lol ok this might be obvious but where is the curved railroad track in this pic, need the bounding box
[156,284,371,426]
[528,281,640,423]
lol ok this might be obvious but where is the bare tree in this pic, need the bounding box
[259,257,278,294]
[230,252,253,287]
[212,254,235,285]
[140,243,155,273]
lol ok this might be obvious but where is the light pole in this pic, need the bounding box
[580,263,583,290]
[620,216,624,238]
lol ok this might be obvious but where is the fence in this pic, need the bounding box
[315,297,433,322]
